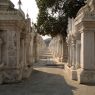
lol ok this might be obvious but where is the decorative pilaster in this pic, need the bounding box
[75,40,81,69]
[0,39,2,63]
[77,31,95,83]
[67,44,72,67]
[71,40,76,70]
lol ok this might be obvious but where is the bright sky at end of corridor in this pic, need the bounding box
[42,35,51,40]
[10,0,39,23]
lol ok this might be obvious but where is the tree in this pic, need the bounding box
[35,0,86,37]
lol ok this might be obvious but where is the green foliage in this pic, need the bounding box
[64,0,86,18]
[35,0,86,37]
[36,0,57,9]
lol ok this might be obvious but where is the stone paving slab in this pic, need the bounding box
[0,66,95,95]
[0,48,95,95]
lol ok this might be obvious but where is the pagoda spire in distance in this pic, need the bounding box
[18,0,22,9]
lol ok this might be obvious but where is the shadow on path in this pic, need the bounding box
[0,69,77,95]
[33,59,64,69]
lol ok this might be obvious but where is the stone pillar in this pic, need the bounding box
[76,40,81,69]
[63,40,68,62]
[23,39,26,65]
[67,45,71,67]
[61,39,64,62]
[70,44,72,66]
[21,39,25,65]
[0,39,2,63]
[66,40,77,80]
[78,31,95,83]
[33,34,37,62]
[56,39,58,58]
[58,38,62,61]
[71,42,76,70]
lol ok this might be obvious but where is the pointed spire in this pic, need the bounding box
[18,0,22,9]
[26,13,29,18]
[26,9,29,18]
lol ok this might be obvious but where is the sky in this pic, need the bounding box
[10,0,51,40]
[11,0,38,23]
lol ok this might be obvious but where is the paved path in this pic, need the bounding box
[0,48,95,95]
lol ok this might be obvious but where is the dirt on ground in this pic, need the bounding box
[0,48,95,95]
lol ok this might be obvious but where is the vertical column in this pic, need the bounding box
[71,41,76,70]
[67,45,71,66]
[17,32,20,67]
[33,34,37,62]
[63,40,68,62]
[69,45,72,67]
[0,39,2,63]
[79,31,95,83]
[24,39,27,66]
[60,37,63,60]
[22,39,25,65]
[68,44,72,67]
[20,39,24,65]
[81,31,95,69]
[76,40,81,69]
[58,38,62,61]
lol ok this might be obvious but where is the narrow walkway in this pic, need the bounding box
[0,48,95,95]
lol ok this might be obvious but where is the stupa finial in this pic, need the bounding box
[18,0,22,9]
